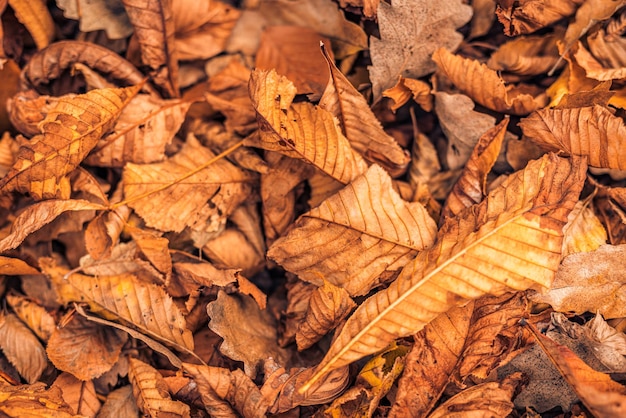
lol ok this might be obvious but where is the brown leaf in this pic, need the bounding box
[46,314,126,381]
[98,386,140,418]
[296,281,356,350]
[123,134,256,233]
[383,76,433,113]
[319,44,410,176]
[488,33,561,76]
[269,164,437,297]
[84,204,130,260]
[339,0,379,18]
[528,321,626,417]
[0,312,47,383]
[561,198,607,256]
[202,227,265,277]
[588,26,626,68]
[0,382,78,417]
[6,291,55,341]
[248,69,368,184]
[433,48,547,115]
[52,372,101,417]
[0,85,141,199]
[368,0,472,98]
[302,153,586,390]
[0,255,39,275]
[595,186,626,244]
[122,0,179,98]
[184,363,269,418]
[520,104,626,170]
[441,118,509,220]
[390,303,474,418]
[56,0,133,40]
[495,0,582,36]
[7,0,54,50]
[128,357,191,418]
[85,95,191,167]
[7,91,59,137]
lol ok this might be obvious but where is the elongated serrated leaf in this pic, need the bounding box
[302,153,586,390]
[269,164,437,297]
[41,258,194,354]
[128,358,190,418]
[247,69,368,184]
[0,85,141,199]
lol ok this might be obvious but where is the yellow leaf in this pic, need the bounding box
[561,198,607,256]
[302,153,586,391]
[0,383,78,418]
[7,0,54,49]
[269,165,437,297]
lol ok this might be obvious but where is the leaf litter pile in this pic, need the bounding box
[4,0,626,416]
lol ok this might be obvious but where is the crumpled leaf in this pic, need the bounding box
[6,291,55,341]
[520,104,626,170]
[588,25,626,68]
[531,244,626,318]
[296,281,356,350]
[52,372,101,417]
[383,76,433,112]
[302,153,586,390]
[55,0,133,40]
[85,94,191,167]
[8,0,54,49]
[122,0,179,98]
[368,0,472,99]
[46,314,126,381]
[183,363,269,418]
[247,69,368,184]
[428,372,524,418]
[0,85,141,199]
[441,118,508,220]
[433,48,547,115]
[128,357,190,418]
[269,164,437,297]
[0,312,47,383]
[495,0,582,36]
[0,383,79,417]
[595,186,626,244]
[573,41,626,81]
[528,321,626,417]
[123,134,256,233]
[488,33,561,76]
[207,291,289,379]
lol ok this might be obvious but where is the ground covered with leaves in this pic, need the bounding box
[1,0,626,416]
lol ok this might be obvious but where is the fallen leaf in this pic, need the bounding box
[495,0,582,36]
[268,164,437,297]
[8,0,54,49]
[368,0,472,99]
[561,197,607,256]
[52,372,101,417]
[97,386,139,418]
[6,291,55,341]
[0,312,47,383]
[0,382,78,417]
[56,0,133,40]
[383,76,433,113]
[488,33,561,76]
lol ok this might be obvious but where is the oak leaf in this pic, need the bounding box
[248,69,368,184]
[302,153,586,390]
[368,0,472,99]
[269,164,437,297]
[433,48,547,115]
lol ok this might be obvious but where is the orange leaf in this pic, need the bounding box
[7,0,54,49]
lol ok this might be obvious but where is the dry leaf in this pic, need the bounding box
[0,312,47,383]
[8,0,54,49]
[84,204,130,260]
[588,26,626,68]
[296,281,356,351]
[123,133,256,233]
[0,256,39,275]
[128,357,190,418]
[0,85,141,199]
[302,153,586,390]
[319,44,410,176]
[56,0,133,40]
[207,291,289,378]
[433,48,547,115]
[268,164,437,297]
[383,77,433,113]
[368,0,472,99]
[495,0,583,36]
[470,0,496,38]
[98,385,140,418]
[488,33,561,76]
[202,227,265,277]
[6,291,55,341]
[122,0,178,98]
[441,118,508,220]
[520,104,626,170]
[561,198,607,255]
[248,69,368,184]
[0,382,78,417]
[52,372,101,417]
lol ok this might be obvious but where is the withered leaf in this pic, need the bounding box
[98,386,140,418]
[0,85,141,199]
[488,33,561,76]
[0,312,47,383]
[128,357,191,418]
[383,76,433,113]
[0,383,78,417]
[56,0,133,40]
[0,256,39,275]
[561,198,607,256]
[302,153,586,390]
[269,164,437,297]
[52,372,101,417]
[123,134,256,233]
[496,0,582,36]
[7,0,54,50]
[248,69,368,184]
[6,291,56,341]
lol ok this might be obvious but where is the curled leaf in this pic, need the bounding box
[496,0,582,36]
[7,0,54,49]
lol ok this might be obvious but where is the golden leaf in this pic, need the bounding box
[561,198,607,256]
[98,386,139,418]
[520,104,626,170]
[433,48,547,115]
[487,33,560,76]
[42,258,195,354]
[269,165,437,297]
[247,69,368,184]
[52,372,101,417]
[46,314,126,381]
[128,358,190,418]
[527,321,626,417]
[7,0,54,49]
[383,76,433,113]
[0,383,78,417]
[121,0,179,98]
[84,204,130,260]
[6,291,56,341]
[0,312,47,383]
[302,153,586,390]
[319,44,410,176]
[495,0,582,36]
[595,186,626,244]
[296,281,356,350]
[183,363,269,418]
[441,118,508,221]
[123,134,256,233]
[0,85,141,199]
